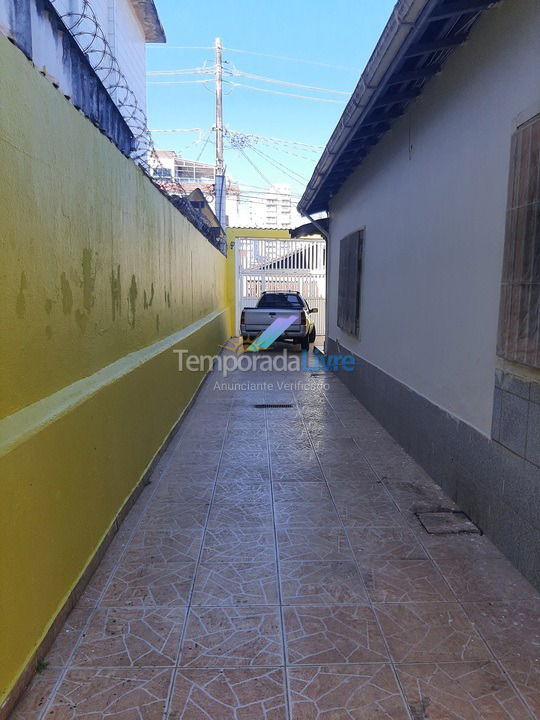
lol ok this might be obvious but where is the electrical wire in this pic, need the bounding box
[228,69,350,96]
[225,81,347,104]
[147,79,213,85]
[249,145,308,184]
[147,67,209,76]
[222,46,360,73]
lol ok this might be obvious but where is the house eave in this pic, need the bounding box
[298,0,499,216]
[129,0,166,43]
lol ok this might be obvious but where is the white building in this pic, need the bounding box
[229,184,303,229]
[299,0,540,587]
[0,0,164,122]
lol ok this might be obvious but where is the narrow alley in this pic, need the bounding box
[12,351,539,719]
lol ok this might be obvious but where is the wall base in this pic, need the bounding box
[327,337,540,590]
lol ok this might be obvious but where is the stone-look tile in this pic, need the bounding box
[435,557,538,601]
[362,559,453,603]
[124,528,203,564]
[141,501,209,530]
[153,481,214,504]
[271,462,325,483]
[375,602,490,663]
[418,531,500,561]
[213,481,271,504]
[288,664,408,720]
[277,528,354,562]
[463,600,540,663]
[169,668,288,720]
[77,564,115,609]
[192,561,279,606]
[502,659,540,718]
[180,606,283,668]
[71,607,186,667]
[280,561,368,605]
[384,477,456,513]
[283,605,388,665]
[202,528,276,563]
[526,401,540,466]
[46,608,93,667]
[327,477,389,503]
[274,501,341,527]
[207,502,274,528]
[336,498,405,527]
[219,459,271,482]
[318,459,374,483]
[273,482,332,502]
[396,661,530,719]
[499,391,529,456]
[44,667,172,719]
[348,526,427,562]
[10,667,62,720]
[218,466,271,484]
[101,562,195,607]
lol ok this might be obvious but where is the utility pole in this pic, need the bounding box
[214,37,226,229]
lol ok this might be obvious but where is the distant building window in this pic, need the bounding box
[337,230,364,336]
[497,114,540,369]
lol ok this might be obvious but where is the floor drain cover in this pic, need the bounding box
[416,510,481,535]
[254,404,293,409]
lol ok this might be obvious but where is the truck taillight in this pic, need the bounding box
[241,311,245,325]
[300,312,306,326]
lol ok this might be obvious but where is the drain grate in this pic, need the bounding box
[254,403,293,409]
[416,510,481,535]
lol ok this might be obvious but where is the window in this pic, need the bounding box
[337,230,364,336]
[257,293,304,309]
[497,114,540,368]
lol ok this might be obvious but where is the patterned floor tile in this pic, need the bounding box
[280,561,368,605]
[201,528,276,563]
[336,498,405,527]
[101,562,195,607]
[124,528,203,564]
[375,602,491,663]
[318,459,374,483]
[44,667,172,719]
[463,600,540,662]
[396,661,531,719]
[327,478,389,503]
[192,561,279,606]
[213,481,271,504]
[277,528,354,562]
[502,659,540,718]
[362,558,453,603]
[180,606,283,667]
[71,607,186,667]
[288,664,408,719]
[10,667,62,720]
[283,605,388,665]
[434,557,538,601]
[141,501,209,530]
[207,502,274,528]
[272,482,332,503]
[347,526,427,562]
[274,501,341,527]
[169,668,288,720]
[46,608,93,667]
[418,531,501,560]
[271,463,325,483]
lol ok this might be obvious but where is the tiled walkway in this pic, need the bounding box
[12,351,540,719]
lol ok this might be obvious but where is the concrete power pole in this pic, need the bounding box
[214,37,226,229]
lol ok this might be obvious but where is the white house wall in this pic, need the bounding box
[327,0,540,436]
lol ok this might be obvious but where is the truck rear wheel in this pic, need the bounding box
[309,327,316,343]
[301,335,310,351]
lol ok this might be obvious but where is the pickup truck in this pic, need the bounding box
[240,291,318,350]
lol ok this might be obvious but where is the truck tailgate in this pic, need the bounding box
[243,308,301,332]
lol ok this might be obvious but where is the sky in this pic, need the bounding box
[147,0,396,200]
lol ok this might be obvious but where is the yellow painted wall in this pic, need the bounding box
[0,36,230,706]
[225,227,291,335]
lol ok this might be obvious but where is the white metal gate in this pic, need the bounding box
[235,236,326,336]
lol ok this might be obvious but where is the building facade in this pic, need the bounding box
[299,0,540,587]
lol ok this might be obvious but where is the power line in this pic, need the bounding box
[147,67,210,76]
[222,46,361,73]
[249,145,309,184]
[147,79,213,85]
[224,129,323,150]
[225,81,347,104]
[228,69,350,96]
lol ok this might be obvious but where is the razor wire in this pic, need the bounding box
[50,0,165,176]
